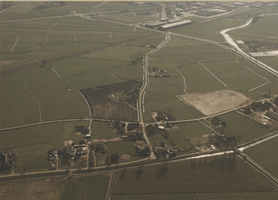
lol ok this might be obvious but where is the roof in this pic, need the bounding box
[160,20,192,29]
[265,111,278,121]
[167,18,183,23]
[145,21,166,27]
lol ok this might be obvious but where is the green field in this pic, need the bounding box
[200,192,278,200]
[61,174,110,200]
[112,194,199,200]
[0,74,40,128]
[244,136,278,177]
[112,155,278,195]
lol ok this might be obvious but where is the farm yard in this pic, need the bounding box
[1,1,278,199]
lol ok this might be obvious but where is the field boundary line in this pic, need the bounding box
[198,120,214,131]
[176,67,188,94]
[236,60,269,81]
[0,118,90,131]
[123,101,137,111]
[248,81,271,92]
[63,78,92,118]
[199,62,227,87]
[108,171,117,200]
[12,73,42,122]
[176,95,191,107]
[10,35,19,53]
[105,69,118,78]
[47,64,62,79]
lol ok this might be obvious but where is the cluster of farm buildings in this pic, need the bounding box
[144,18,192,30]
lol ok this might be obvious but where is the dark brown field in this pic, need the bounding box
[81,81,142,121]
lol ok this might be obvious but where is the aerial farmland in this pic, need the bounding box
[0,1,278,199]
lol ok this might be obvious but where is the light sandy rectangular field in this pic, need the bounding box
[179,90,249,116]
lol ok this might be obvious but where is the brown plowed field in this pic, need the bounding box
[81,81,142,121]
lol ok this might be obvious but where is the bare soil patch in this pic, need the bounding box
[179,90,249,116]
[81,81,142,121]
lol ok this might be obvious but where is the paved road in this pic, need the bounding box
[138,33,171,159]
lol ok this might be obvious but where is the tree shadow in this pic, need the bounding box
[134,165,143,178]
[155,162,168,179]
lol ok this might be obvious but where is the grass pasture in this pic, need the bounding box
[14,66,90,121]
[258,57,278,71]
[177,63,226,93]
[0,176,67,200]
[201,60,268,93]
[174,16,249,42]
[230,15,278,43]
[244,136,278,178]
[112,194,199,200]
[218,112,270,143]
[61,174,110,200]
[66,69,125,89]
[51,56,125,77]
[0,56,35,72]
[200,192,278,200]
[80,45,151,62]
[0,74,39,128]
[91,121,118,139]
[112,155,278,195]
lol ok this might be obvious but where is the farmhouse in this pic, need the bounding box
[154,74,171,77]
